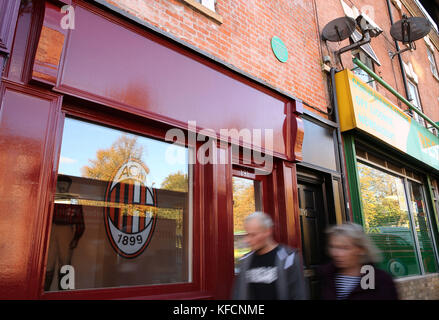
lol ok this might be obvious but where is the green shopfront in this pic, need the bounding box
[336,69,439,279]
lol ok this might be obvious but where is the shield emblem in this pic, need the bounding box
[104,160,157,258]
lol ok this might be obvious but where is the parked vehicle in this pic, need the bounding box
[369,233,420,277]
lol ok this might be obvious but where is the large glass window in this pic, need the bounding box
[408,181,439,273]
[432,179,439,229]
[44,118,193,291]
[357,160,439,277]
[357,162,420,277]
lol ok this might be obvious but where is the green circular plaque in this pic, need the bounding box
[271,36,288,63]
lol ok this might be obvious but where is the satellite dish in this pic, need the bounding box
[322,17,356,42]
[390,16,431,44]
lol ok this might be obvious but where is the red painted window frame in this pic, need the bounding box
[39,101,209,300]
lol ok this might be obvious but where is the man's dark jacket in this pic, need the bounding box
[231,245,308,300]
[316,262,399,300]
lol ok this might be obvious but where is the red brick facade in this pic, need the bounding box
[316,0,439,122]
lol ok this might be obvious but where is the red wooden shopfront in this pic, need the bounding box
[0,0,304,299]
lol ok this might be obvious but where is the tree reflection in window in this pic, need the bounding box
[45,118,192,291]
[357,162,420,277]
[232,177,262,272]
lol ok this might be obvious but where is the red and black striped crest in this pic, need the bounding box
[104,160,157,258]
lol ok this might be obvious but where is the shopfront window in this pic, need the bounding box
[408,181,439,273]
[232,176,262,272]
[357,158,439,277]
[432,179,439,229]
[44,118,193,291]
[357,162,421,277]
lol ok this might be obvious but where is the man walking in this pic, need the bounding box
[232,211,308,300]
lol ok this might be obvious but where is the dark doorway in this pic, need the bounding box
[297,175,330,300]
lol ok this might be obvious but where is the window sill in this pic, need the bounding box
[180,0,223,24]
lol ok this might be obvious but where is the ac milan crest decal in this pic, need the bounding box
[104,160,157,259]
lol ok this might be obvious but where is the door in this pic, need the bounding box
[297,180,328,299]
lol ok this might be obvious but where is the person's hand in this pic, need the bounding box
[69,238,79,249]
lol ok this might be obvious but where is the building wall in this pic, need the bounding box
[315,0,439,122]
[102,0,330,116]
[316,0,439,300]
[0,0,307,299]
[396,0,439,122]
[396,274,439,299]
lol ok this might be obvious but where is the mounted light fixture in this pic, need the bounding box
[389,14,431,59]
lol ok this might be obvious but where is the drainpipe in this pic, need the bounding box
[386,0,411,101]
[330,67,351,222]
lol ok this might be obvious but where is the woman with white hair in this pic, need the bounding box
[317,223,398,300]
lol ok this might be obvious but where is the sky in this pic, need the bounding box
[58,118,189,187]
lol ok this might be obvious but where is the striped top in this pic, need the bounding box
[335,274,361,300]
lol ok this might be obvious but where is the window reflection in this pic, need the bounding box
[45,175,85,291]
[407,80,425,127]
[352,50,375,88]
[45,118,192,291]
[409,182,439,273]
[357,162,420,277]
[232,176,262,271]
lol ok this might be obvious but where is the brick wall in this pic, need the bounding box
[102,0,330,115]
[396,274,439,300]
[316,0,439,122]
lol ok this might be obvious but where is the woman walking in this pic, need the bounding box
[317,223,398,300]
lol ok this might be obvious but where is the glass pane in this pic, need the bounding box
[353,67,373,85]
[407,81,425,127]
[45,118,192,291]
[352,51,375,87]
[357,162,420,277]
[407,82,420,109]
[232,177,262,272]
[408,182,439,273]
[427,49,439,78]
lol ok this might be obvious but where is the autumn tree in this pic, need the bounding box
[161,171,188,192]
[233,179,256,233]
[81,134,148,181]
[358,164,410,233]
[158,170,188,231]
[159,171,189,249]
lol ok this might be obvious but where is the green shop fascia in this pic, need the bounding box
[335,68,439,278]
